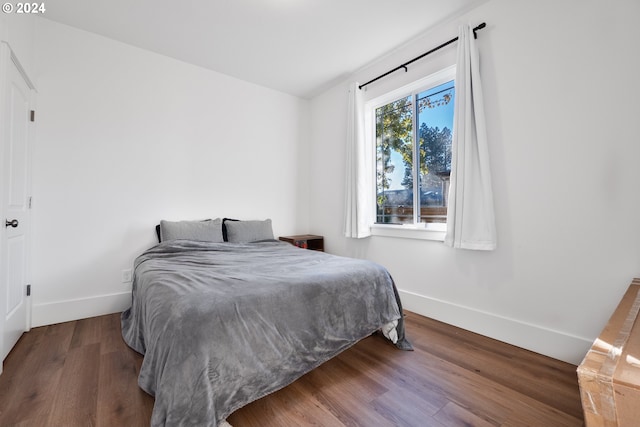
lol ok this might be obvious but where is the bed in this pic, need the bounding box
[121,219,411,427]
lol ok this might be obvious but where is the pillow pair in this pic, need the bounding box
[158,218,273,244]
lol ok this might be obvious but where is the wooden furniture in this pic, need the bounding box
[577,278,640,426]
[278,234,324,252]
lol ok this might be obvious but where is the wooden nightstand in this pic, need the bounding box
[279,235,324,252]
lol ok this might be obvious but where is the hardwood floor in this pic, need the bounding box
[0,311,584,426]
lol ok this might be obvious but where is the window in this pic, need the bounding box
[366,66,455,234]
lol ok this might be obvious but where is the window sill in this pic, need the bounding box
[370,223,446,241]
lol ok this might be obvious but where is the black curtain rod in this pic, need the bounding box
[359,22,486,90]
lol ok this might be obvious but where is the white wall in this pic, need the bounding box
[30,18,309,326]
[0,11,36,77]
[309,0,640,364]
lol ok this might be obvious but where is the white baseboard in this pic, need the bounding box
[31,292,131,328]
[30,288,592,364]
[398,289,593,365]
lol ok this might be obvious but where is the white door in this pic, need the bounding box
[0,43,33,363]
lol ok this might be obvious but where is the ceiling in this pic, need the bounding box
[42,0,486,98]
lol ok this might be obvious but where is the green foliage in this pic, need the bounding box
[376,95,452,194]
[376,96,413,201]
[417,124,452,186]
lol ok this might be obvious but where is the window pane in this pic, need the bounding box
[376,96,413,224]
[417,81,454,223]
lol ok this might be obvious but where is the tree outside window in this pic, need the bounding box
[376,80,454,224]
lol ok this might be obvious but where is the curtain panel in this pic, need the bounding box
[344,82,373,238]
[444,24,497,250]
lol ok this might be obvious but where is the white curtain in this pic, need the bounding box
[444,24,497,250]
[344,82,373,238]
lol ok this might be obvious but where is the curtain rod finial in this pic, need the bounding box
[473,22,486,39]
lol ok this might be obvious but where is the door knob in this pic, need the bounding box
[5,219,18,228]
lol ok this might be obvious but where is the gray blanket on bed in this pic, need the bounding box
[121,240,411,427]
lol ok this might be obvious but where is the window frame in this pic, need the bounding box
[364,65,456,241]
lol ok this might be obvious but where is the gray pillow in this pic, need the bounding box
[225,219,274,243]
[159,218,224,242]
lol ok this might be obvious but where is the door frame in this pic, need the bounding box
[0,41,36,369]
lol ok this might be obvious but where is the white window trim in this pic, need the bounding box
[370,222,446,241]
[364,65,456,242]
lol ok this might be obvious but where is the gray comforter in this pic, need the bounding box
[121,240,411,427]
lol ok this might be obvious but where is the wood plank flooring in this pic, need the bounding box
[0,311,584,426]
